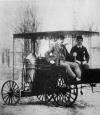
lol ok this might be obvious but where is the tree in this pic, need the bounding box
[87,22,98,32]
[14,5,40,55]
[15,5,39,33]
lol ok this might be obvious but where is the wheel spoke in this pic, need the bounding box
[9,97,12,105]
[3,93,9,99]
[66,91,75,99]
[14,94,19,98]
[37,95,46,101]
[2,92,8,96]
[5,95,9,104]
[3,95,9,102]
[67,91,76,96]
[69,95,75,100]
[11,96,14,104]
[10,97,13,104]
[62,96,67,103]
[12,95,16,104]
[46,94,53,101]
[8,96,10,104]
[2,89,9,93]
[6,82,10,89]
[14,87,19,92]
[12,82,16,90]
[65,94,70,100]
[9,81,12,89]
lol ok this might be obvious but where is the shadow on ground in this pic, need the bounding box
[11,97,94,109]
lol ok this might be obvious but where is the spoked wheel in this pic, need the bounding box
[44,79,57,105]
[66,84,78,106]
[37,95,46,102]
[1,80,20,105]
[54,77,78,107]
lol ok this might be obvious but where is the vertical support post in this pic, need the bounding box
[6,49,8,66]
[8,49,10,67]
[88,37,92,67]
[31,39,33,53]
[49,36,50,48]
[33,40,35,56]
[13,37,14,80]
[2,51,4,64]
[31,39,35,56]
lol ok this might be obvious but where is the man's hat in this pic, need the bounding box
[59,35,64,39]
[76,36,83,40]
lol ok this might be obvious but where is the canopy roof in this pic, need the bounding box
[13,30,99,40]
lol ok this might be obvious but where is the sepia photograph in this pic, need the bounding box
[0,0,100,115]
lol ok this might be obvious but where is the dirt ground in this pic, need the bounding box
[0,65,100,115]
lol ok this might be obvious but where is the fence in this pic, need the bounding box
[1,48,23,68]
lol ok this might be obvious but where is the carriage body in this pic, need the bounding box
[82,68,100,83]
[21,57,67,96]
[1,30,100,107]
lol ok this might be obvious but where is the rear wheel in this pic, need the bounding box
[54,77,78,107]
[1,80,20,105]
[44,79,57,105]
[37,95,46,102]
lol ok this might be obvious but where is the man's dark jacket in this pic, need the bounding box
[70,45,89,62]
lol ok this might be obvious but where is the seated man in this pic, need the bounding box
[45,35,81,80]
[70,35,90,69]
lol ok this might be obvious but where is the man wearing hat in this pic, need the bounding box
[70,35,90,69]
[45,35,81,80]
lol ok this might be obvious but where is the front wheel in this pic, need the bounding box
[54,77,78,107]
[1,80,20,105]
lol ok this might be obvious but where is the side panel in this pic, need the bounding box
[82,69,100,83]
[32,65,66,95]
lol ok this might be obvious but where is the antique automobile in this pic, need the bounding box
[1,30,100,107]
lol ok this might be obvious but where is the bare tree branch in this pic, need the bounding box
[15,5,39,33]
[14,5,40,55]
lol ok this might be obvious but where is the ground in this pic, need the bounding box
[0,65,100,115]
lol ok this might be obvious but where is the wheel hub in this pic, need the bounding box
[8,88,14,97]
